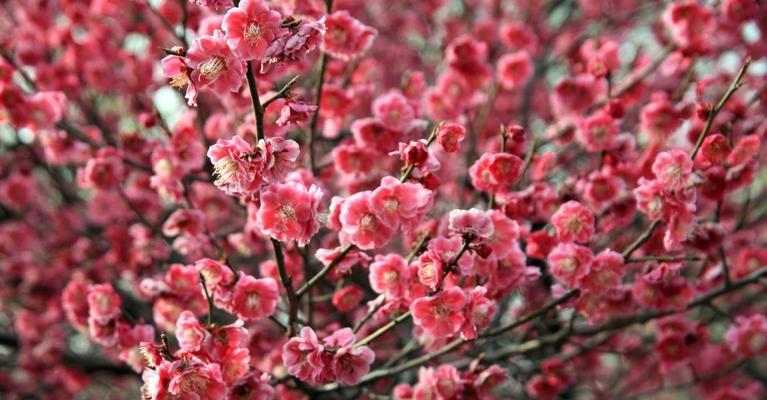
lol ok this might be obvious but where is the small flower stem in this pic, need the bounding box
[690,57,751,160]
[246,61,265,142]
[271,238,299,337]
[296,243,354,298]
[621,220,660,259]
[198,272,214,327]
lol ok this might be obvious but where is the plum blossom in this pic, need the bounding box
[547,243,594,287]
[469,152,523,194]
[551,201,595,244]
[724,314,767,357]
[339,191,396,249]
[256,182,322,245]
[496,51,534,90]
[369,253,411,299]
[222,0,282,61]
[161,55,198,106]
[369,176,433,229]
[411,287,467,337]
[322,11,377,60]
[436,122,466,153]
[186,30,246,95]
[448,209,494,239]
[228,274,279,320]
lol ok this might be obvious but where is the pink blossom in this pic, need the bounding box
[332,345,376,385]
[722,0,760,23]
[652,150,693,192]
[162,209,206,237]
[256,182,322,245]
[276,100,318,126]
[282,327,324,383]
[663,1,713,53]
[195,258,236,289]
[436,122,466,153]
[483,210,520,259]
[469,152,524,193]
[724,314,767,357]
[262,18,326,68]
[352,118,402,152]
[207,136,265,197]
[332,285,364,313]
[316,246,372,277]
[322,11,377,60]
[229,274,279,320]
[187,30,246,95]
[415,250,444,290]
[164,358,227,399]
[86,283,121,324]
[222,0,282,61]
[372,90,415,131]
[175,311,207,352]
[370,176,433,229]
[428,235,476,276]
[496,51,534,90]
[576,110,618,152]
[578,249,625,292]
[161,55,198,106]
[369,253,411,299]
[411,287,467,338]
[551,201,595,244]
[698,133,731,166]
[551,74,603,117]
[77,147,125,191]
[448,209,494,239]
[462,287,496,339]
[547,243,594,287]
[632,265,693,311]
[339,191,396,249]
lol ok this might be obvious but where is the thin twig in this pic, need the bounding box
[690,57,751,159]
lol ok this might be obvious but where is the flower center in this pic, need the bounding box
[664,165,683,185]
[278,204,297,221]
[360,214,375,230]
[246,293,260,311]
[213,157,239,186]
[244,22,262,43]
[564,215,583,234]
[170,73,189,89]
[561,257,577,273]
[384,198,399,212]
[435,304,449,317]
[198,57,226,81]
[382,270,398,283]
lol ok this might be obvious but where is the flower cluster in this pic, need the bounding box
[2,0,767,399]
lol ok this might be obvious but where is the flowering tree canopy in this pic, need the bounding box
[2,0,767,399]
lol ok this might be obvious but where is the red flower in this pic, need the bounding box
[411,287,467,338]
[222,0,282,61]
